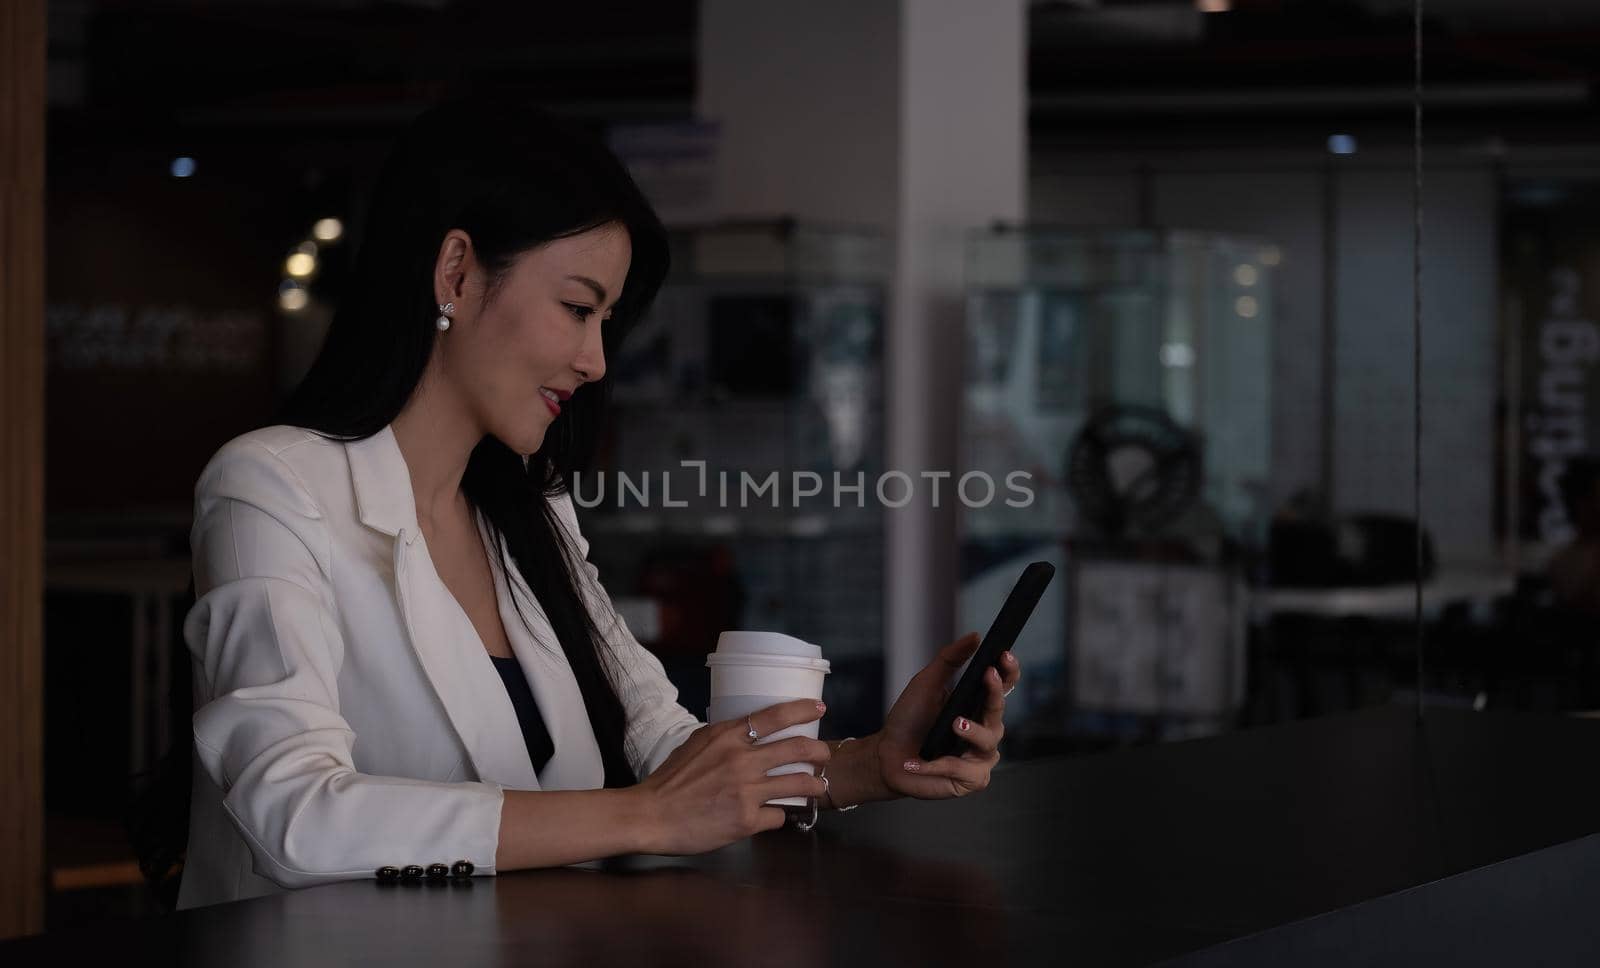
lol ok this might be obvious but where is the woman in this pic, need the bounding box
[175,98,1022,910]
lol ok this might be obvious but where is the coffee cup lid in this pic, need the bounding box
[713,630,821,659]
[705,652,831,673]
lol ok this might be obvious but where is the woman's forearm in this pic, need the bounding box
[495,787,654,871]
[821,733,895,810]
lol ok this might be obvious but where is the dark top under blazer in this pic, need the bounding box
[489,654,555,774]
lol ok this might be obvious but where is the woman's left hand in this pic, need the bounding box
[872,632,1021,800]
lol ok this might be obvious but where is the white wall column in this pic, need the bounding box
[698,0,1027,705]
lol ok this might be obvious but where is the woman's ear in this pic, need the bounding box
[433,229,475,308]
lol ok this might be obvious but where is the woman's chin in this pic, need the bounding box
[497,421,547,459]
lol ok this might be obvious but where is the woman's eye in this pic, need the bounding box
[563,303,595,321]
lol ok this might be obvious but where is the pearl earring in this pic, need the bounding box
[435,301,454,332]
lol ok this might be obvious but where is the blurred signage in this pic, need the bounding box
[1069,560,1245,718]
[47,302,265,371]
[606,120,719,227]
[1512,218,1600,548]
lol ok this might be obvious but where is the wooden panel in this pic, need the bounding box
[0,0,46,942]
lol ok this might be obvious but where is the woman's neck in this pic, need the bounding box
[390,370,481,530]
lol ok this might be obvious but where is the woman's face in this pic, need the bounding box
[440,222,631,457]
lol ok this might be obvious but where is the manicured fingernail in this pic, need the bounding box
[903,760,920,772]
[815,701,827,712]
[958,718,971,731]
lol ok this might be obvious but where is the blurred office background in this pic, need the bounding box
[21,0,1600,933]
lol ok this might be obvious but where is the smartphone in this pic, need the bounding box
[918,561,1055,762]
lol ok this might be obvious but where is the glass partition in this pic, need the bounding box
[960,228,1274,748]
[581,222,889,738]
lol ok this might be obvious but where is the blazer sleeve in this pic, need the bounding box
[184,439,504,890]
[549,492,706,779]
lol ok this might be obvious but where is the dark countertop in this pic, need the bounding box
[9,705,1600,965]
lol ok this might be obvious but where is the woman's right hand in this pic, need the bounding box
[632,699,832,855]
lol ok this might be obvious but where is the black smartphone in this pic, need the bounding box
[918,561,1055,762]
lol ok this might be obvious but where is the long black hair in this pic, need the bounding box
[130,97,669,907]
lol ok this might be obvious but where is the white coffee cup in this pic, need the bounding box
[706,631,831,808]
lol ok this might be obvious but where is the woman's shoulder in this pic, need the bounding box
[194,425,349,518]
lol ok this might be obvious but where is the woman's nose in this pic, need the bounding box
[574,324,607,384]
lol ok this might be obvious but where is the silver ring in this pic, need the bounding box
[1003,686,1015,698]
[794,795,820,832]
[746,714,759,743]
[794,778,824,832]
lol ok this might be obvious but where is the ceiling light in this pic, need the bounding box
[285,252,317,279]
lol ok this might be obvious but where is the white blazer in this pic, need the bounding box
[176,424,704,910]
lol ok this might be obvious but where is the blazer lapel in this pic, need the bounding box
[481,515,606,791]
[345,426,541,791]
